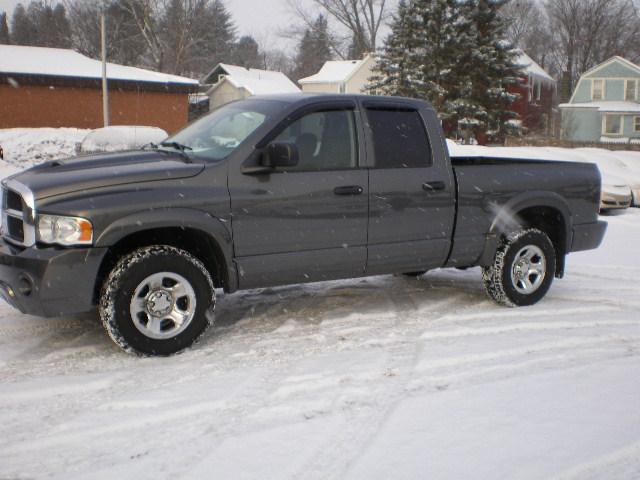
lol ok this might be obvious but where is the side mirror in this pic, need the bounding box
[263,142,299,168]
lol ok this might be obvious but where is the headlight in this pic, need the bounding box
[37,214,93,246]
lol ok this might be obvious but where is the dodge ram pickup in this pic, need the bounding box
[0,94,607,355]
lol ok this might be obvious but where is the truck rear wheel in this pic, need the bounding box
[99,245,215,356]
[482,228,556,307]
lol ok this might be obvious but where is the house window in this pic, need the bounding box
[635,116,640,132]
[536,82,541,101]
[592,79,604,100]
[626,80,638,101]
[603,114,623,135]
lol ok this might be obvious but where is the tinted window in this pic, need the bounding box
[366,109,432,168]
[272,109,358,171]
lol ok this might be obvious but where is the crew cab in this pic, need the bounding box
[0,95,607,355]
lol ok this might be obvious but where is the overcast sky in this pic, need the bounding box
[0,0,315,49]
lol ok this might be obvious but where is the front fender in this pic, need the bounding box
[95,207,236,290]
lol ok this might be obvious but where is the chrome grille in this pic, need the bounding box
[1,180,36,247]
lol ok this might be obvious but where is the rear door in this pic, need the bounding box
[362,102,455,274]
[228,103,369,289]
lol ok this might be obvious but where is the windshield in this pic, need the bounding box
[163,99,287,161]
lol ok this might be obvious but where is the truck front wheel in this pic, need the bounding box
[482,228,556,307]
[99,245,215,356]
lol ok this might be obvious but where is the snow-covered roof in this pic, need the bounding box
[0,45,198,85]
[515,50,555,84]
[204,63,300,95]
[559,101,640,113]
[298,55,371,85]
[581,56,640,78]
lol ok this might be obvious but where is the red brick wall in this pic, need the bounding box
[0,84,190,133]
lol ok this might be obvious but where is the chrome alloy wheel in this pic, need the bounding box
[129,272,197,340]
[510,245,546,295]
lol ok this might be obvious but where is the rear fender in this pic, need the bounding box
[479,191,572,276]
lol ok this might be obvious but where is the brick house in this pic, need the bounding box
[0,45,198,134]
[509,50,557,135]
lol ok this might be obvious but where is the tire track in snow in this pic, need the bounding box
[548,440,640,480]
[420,318,637,339]
[286,289,430,480]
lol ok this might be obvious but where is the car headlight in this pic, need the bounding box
[37,214,93,246]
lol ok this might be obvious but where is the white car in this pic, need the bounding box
[78,126,168,154]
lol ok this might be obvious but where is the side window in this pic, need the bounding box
[272,109,358,171]
[366,108,432,169]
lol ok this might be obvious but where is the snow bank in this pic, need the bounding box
[79,126,167,154]
[0,128,89,171]
[0,126,168,176]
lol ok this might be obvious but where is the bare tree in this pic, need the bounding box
[287,0,390,58]
[545,0,640,85]
[120,0,165,70]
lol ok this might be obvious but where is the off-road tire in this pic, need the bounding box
[99,245,215,356]
[482,228,556,307]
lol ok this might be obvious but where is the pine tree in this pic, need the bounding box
[367,0,419,97]
[0,12,10,44]
[293,15,332,81]
[51,4,72,48]
[409,0,470,115]
[232,35,261,69]
[455,0,520,141]
[369,0,519,143]
[11,3,36,46]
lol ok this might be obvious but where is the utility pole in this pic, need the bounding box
[101,10,110,127]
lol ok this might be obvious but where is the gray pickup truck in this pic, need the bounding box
[0,94,606,355]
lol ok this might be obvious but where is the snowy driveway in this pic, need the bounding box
[1,211,639,480]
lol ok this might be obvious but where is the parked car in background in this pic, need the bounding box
[600,180,633,211]
[78,126,167,154]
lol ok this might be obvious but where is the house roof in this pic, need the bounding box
[0,45,198,86]
[559,101,640,113]
[580,56,640,78]
[298,55,373,85]
[203,63,300,95]
[515,50,555,83]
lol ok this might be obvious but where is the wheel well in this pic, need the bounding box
[516,206,567,277]
[94,227,230,304]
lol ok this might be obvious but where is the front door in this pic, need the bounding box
[229,105,368,289]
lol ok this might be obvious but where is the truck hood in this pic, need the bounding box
[8,150,205,200]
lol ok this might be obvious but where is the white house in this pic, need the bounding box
[202,63,300,110]
[298,54,376,94]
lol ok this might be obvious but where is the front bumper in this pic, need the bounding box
[0,239,107,317]
[570,220,607,253]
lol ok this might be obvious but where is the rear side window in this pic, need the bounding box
[366,108,432,168]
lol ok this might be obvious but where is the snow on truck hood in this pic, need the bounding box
[8,150,204,200]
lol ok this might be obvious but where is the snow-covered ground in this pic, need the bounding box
[0,130,639,478]
[1,212,639,479]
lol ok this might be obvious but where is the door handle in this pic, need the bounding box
[334,185,364,196]
[422,181,446,192]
